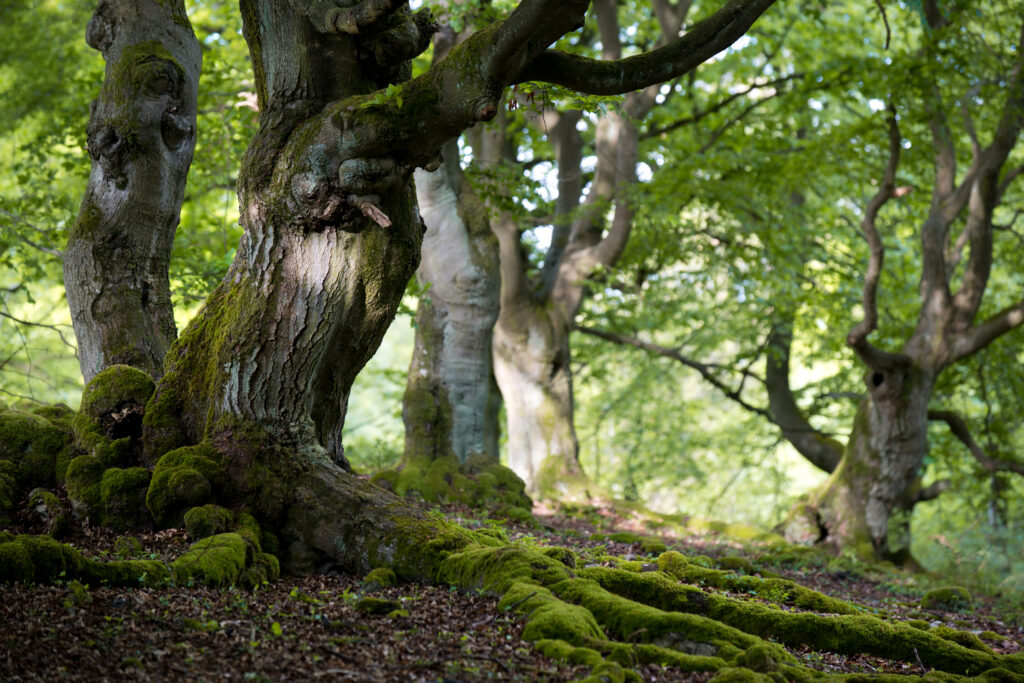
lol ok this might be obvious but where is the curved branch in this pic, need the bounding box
[929,409,1024,476]
[949,299,1024,362]
[576,325,772,419]
[846,105,907,370]
[766,322,844,473]
[515,0,777,95]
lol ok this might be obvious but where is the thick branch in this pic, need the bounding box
[515,0,777,95]
[766,322,843,473]
[949,299,1024,362]
[929,410,1024,476]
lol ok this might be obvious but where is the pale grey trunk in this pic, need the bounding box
[65,0,200,381]
[402,159,501,464]
[492,302,585,497]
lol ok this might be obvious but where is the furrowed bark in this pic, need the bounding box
[65,0,201,382]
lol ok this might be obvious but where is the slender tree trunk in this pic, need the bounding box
[64,0,200,382]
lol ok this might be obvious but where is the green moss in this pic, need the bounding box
[533,638,604,666]
[184,504,234,539]
[147,447,220,527]
[718,556,755,574]
[656,551,859,615]
[373,454,532,513]
[78,365,155,421]
[65,455,105,520]
[921,586,972,611]
[908,619,931,630]
[171,533,247,587]
[0,409,66,489]
[363,567,398,588]
[100,467,151,529]
[437,544,574,593]
[113,536,144,558]
[499,581,605,644]
[930,626,995,654]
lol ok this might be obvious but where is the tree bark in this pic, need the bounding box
[64,0,201,382]
[401,152,501,465]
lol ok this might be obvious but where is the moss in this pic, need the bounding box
[114,536,144,558]
[373,454,532,513]
[171,533,247,587]
[363,567,398,589]
[0,541,34,583]
[921,586,972,611]
[710,667,774,682]
[534,638,604,667]
[718,556,755,574]
[184,504,235,539]
[437,544,574,593]
[147,446,220,527]
[980,631,1003,642]
[65,455,105,520]
[499,580,606,644]
[355,597,401,615]
[552,576,769,658]
[100,467,151,529]
[930,626,995,654]
[541,546,578,568]
[908,619,932,630]
[0,409,66,490]
[27,488,69,537]
[656,551,859,615]
[78,365,155,422]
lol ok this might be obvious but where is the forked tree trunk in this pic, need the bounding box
[64,0,200,382]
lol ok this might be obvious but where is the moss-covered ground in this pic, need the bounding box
[3,493,1024,681]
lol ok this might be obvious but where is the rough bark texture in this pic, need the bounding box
[64,0,201,382]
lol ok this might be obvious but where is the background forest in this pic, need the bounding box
[2,0,1023,601]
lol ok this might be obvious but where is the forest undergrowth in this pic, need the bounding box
[3,489,1024,682]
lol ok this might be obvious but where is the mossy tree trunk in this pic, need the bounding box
[58,0,778,570]
[783,17,1024,558]
[64,0,201,382]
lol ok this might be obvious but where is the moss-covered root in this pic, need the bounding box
[657,550,859,614]
[0,533,169,586]
[0,514,279,590]
[589,559,1024,678]
[371,454,533,521]
[0,407,75,524]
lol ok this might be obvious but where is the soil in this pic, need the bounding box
[2,495,1022,681]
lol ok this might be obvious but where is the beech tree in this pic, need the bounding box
[50,0,777,572]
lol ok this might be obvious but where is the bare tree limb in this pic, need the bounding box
[949,299,1024,362]
[515,0,777,95]
[576,325,772,419]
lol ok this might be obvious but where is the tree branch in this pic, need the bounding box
[766,321,844,473]
[515,0,777,95]
[949,299,1024,362]
[846,105,908,370]
[929,409,1024,476]
[576,325,772,419]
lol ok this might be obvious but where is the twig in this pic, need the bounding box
[873,0,891,50]
[913,647,927,673]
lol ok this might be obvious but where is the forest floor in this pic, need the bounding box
[2,491,1023,682]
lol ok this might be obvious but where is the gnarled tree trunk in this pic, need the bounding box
[64,0,200,382]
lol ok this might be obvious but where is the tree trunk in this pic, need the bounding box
[64,0,201,382]
[492,298,588,499]
[401,151,501,466]
[784,366,935,559]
